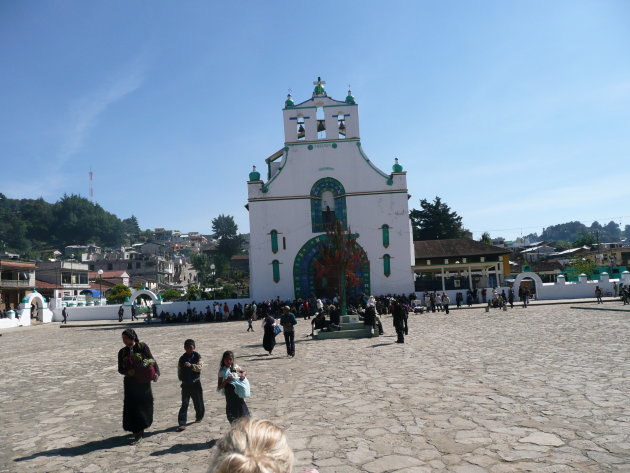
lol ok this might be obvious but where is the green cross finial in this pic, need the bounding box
[313,77,326,96]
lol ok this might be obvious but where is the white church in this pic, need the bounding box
[247,78,414,301]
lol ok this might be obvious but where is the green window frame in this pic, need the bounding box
[272,260,280,283]
[270,230,279,253]
[383,254,391,277]
[382,224,390,248]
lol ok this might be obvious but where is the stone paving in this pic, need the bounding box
[1,302,629,473]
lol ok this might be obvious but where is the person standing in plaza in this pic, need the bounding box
[262,312,276,354]
[245,305,255,332]
[279,305,297,357]
[61,306,68,324]
[131,304,139,321]
[442,293,450,314]
[177,339,204,431]
[118,305,124,322]
[117,328,160,444]
[508,288,514,308]
[217,350,250,424]
[595,286,603,304]
[392,301,405,343]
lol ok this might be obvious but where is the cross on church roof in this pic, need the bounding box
[313,76,327,96]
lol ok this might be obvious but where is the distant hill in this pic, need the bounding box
[0,193,142,257]
[524,220,626,246]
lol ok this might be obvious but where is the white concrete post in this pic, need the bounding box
[622,271,630,284]
[600,272,610,283]
[578,274,588,284]
[556,275,566,285]
[441,267,446,292]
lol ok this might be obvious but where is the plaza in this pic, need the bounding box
[1,302,629,473]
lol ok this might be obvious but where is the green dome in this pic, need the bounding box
[345,89,356,104]
[21,296,29,303]
[285,93,294,107]
[249,165,261,181]
[392,158,403,172]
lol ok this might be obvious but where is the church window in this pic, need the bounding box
[383,254,391,277]
[382,224,390,248]
[310,178,347,233]
[272,260,280,283]
[270,230,279,253]
[316,106,326,139]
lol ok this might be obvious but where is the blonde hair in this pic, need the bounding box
[208,418,294,473]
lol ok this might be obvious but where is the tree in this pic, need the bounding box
[181,284,201,301]
[107,284,132,304]
[211,214,243,261]
[314,220,364,315]
[554,240,572,250]
[191,253,215,288]
[574,231,596,248]
[569,258,597,279]
[212,215,238,240]
[159,289,181,302]
[479,232,492,245]
[409,197,466,240]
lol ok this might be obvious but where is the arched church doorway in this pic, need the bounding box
[293,235,370,300]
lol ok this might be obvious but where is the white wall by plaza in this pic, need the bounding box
[247,82,415,302]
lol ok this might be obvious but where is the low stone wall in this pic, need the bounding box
[51,298,254,322]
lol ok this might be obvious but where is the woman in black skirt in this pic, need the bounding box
[117,328,160,444]
[262,313,276,354]
[217,350,250,424]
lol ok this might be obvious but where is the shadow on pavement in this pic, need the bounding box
[150,439,217,456]
[14,427,174,462]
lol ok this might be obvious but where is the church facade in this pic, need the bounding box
[247,78,414,301]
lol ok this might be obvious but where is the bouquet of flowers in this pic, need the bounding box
[127,350,157,382]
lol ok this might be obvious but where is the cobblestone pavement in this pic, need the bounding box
[1,303,629,473]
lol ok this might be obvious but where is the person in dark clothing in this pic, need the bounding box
[279,306,297,357]
[177,339,204,431]
[508,288,514,308]
[117,328,160,444]
[392,301,405,343]
[118,305,124,323]
[262,314,276,354]
[217,351,250,424]
[61,307,68,324]
[329,305,341,331]
[131,304,139,321]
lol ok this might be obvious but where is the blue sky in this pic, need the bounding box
[1,1,629,241]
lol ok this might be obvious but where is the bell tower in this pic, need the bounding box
[282,77,360,144]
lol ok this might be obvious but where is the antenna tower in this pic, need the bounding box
[89,167,94,201]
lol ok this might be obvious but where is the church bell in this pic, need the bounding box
[317,120,326,132]
[297,124,305,139]
[338,120,346,137]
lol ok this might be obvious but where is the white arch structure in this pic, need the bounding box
[19,291,53,324]
[128,289,158,304]
[512,272,544,295]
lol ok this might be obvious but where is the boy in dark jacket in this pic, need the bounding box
[177,339,204,430]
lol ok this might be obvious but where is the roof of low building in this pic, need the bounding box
[35,280,62,289]
[414,238,510,259]
[0,260,36,270]
[89,271,129,279]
